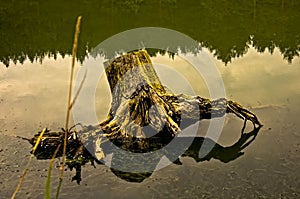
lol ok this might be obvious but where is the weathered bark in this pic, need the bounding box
[100,50,180,140]
[98,50,261,143]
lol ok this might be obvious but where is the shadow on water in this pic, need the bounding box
[24,125,261,184]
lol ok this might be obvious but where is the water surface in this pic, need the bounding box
[0,47,299,198]
[0,0,299,198]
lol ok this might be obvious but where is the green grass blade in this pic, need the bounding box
[45,144,61,199]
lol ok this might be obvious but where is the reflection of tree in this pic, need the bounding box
[0,0,299,66]
[25,126,261,183]
[111,126,261,183]
[182,126,260,164]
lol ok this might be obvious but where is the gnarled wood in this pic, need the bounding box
[99,50,261,143]
[27,50,262,183]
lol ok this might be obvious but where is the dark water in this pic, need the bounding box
[0,1,300,198]
[1,0,299,66]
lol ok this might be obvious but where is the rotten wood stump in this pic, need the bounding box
[96,50,261,143]
[27,50,262,183]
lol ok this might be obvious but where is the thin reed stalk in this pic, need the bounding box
[56,15,82,199]
[11,128,47,199]
[69,69,87,110]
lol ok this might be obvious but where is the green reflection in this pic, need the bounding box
[0,0,299,66]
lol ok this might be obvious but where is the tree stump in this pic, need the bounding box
[28,50,262,183]
[96,50,261,145]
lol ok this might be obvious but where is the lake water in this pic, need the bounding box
[0,0,300,198]
[1,47,299,198]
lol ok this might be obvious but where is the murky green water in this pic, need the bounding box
[0,1,300,198]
